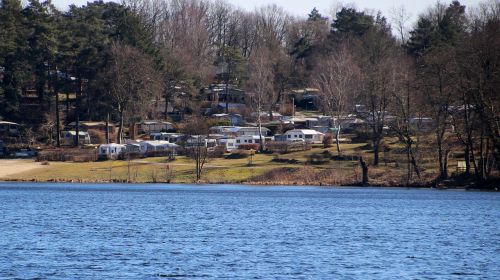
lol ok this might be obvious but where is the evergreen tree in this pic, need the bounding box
[0,0,28,121]
[331,8,374,38]
[23,0,59,117]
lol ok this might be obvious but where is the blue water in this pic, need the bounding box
[0,183,498,279]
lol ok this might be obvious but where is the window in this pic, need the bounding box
[255,140,260,143]
[299,135,303,138]
[288,135,291,138]
[236,140,240,143]
[294,135,297,138]
[305,135,313,139]
[244,140,248,143]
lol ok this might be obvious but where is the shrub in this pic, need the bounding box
[211,145,226,158]
[351,131,372,143]
[87,129,117,144]
[323,135,333,148]
[206,119,231,127]
[238,143,259,150]
[271,157,300,164]
[307,153,330,165]
[225,150,250,159]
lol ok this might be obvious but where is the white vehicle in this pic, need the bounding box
[224,135,263,151]
[98,143,127,160]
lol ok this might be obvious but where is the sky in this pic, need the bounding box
[51,0,482,26]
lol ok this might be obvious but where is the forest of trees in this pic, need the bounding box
[0,0,499,185]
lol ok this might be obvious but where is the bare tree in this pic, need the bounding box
[356,24,397,166]
[390,53,422,184]
[389,5,412,43]
[312,42,358,156]
[181,116,210,182]
[247,47,275,151]
[105,41,162,143]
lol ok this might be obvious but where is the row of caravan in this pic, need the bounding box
[98,140,179,160]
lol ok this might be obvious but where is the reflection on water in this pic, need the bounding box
[0,183,498,279]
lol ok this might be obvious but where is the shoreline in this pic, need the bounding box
[1,178,495,191]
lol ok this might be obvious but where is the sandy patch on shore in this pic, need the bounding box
[0,159,45,178]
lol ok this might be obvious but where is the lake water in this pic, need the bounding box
[0,183,498,279]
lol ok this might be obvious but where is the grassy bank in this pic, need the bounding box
[1,138,453,187]
[3,137,497,188]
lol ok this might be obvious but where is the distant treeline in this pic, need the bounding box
[0,0,498,184]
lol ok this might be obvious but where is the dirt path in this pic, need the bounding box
[0,159,45,178]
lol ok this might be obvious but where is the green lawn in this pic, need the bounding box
[3,139,446,185]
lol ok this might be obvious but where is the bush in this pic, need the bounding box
[323,135,333,148]
[307,152,330,165]
[238,143,259,150]
[351,131,372,143]
[206,119,231,127]
[37,148,98,162]
[266,141,308,153]
[87,129,117,144]
[225,149,254,159]
[211,145,226,158]
[271,157,300,164]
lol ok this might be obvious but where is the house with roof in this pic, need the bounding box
[211,113,244,126]
[137,120,174,134]
[66,121,116,134]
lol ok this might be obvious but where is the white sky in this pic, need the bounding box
[51,0,482,25]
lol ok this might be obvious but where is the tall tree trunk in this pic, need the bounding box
[464,145,471,176]
[117,109,124,144]
[373,135,380,166]
[359,156,369,186]
[224,65,231,114]
[444,149,450,180]
[55,85,60,147]
[105,113,110,144]
[75,77,83,147]
[335,125,342,156]
[258,115,264,152]
[75,115,80,147]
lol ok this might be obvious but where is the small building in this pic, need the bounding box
[60,131,91,146]
[138,120,174,134]
[66,121,116,134]
[211,113,244,126]
[98,143,127,160]
[284,129,324,144]
[206,84,246,104]
[0,121,21,136]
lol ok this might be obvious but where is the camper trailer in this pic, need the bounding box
[98,143,127,160]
